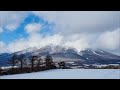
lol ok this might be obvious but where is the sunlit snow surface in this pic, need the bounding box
[0,69,120,79]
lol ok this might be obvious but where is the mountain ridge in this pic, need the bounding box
[0,45,120,66]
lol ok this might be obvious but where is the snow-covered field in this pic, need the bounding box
[0,69,120,79]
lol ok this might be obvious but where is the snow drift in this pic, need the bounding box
[0,69,120,79]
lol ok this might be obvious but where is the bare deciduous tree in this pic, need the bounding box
[45,55,54,69]
[18,54,26,72]
[8,53,18,72]
[37,56,42,69]
[30,56,38,72]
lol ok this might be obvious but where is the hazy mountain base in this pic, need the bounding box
[52,58,80,62]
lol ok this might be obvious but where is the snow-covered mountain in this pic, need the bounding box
[0,45,120,66]
[79,48,120,64]
[15,47,38,55]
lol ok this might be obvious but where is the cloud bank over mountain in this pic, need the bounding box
[0,11,120,55]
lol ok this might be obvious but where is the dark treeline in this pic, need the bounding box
[0,53,66,76]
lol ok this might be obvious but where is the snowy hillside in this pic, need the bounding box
[0,45,120,66]
[0,69,120,79]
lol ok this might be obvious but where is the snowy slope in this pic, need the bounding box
[0,69,120,79]
[0,45,120,66]
[80,49,120,64]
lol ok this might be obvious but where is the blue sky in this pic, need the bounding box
[0,11,120,55]
[0,13,54,44]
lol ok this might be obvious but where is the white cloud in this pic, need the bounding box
[25,23,42,34]
[63,39,90,51]
[61,33,91,51]
[6,34,63,53]
[0,41,4,48]
[0,11,120,55]
[0,27,3,33]
[1,28,120,55]
[0,11,29,32]
[33,11,120,34]
[32,11,120,55]
[96,28,120,50]
[0,41,7,53]
[7,38,28,52]
[5,23,19,31]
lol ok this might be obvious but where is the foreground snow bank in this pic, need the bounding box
[0,69,120,79]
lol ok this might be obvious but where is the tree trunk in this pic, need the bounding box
[12,60,15,72]
[21,60,23,72]
[37,60,40,70]
[32,60,34,72]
